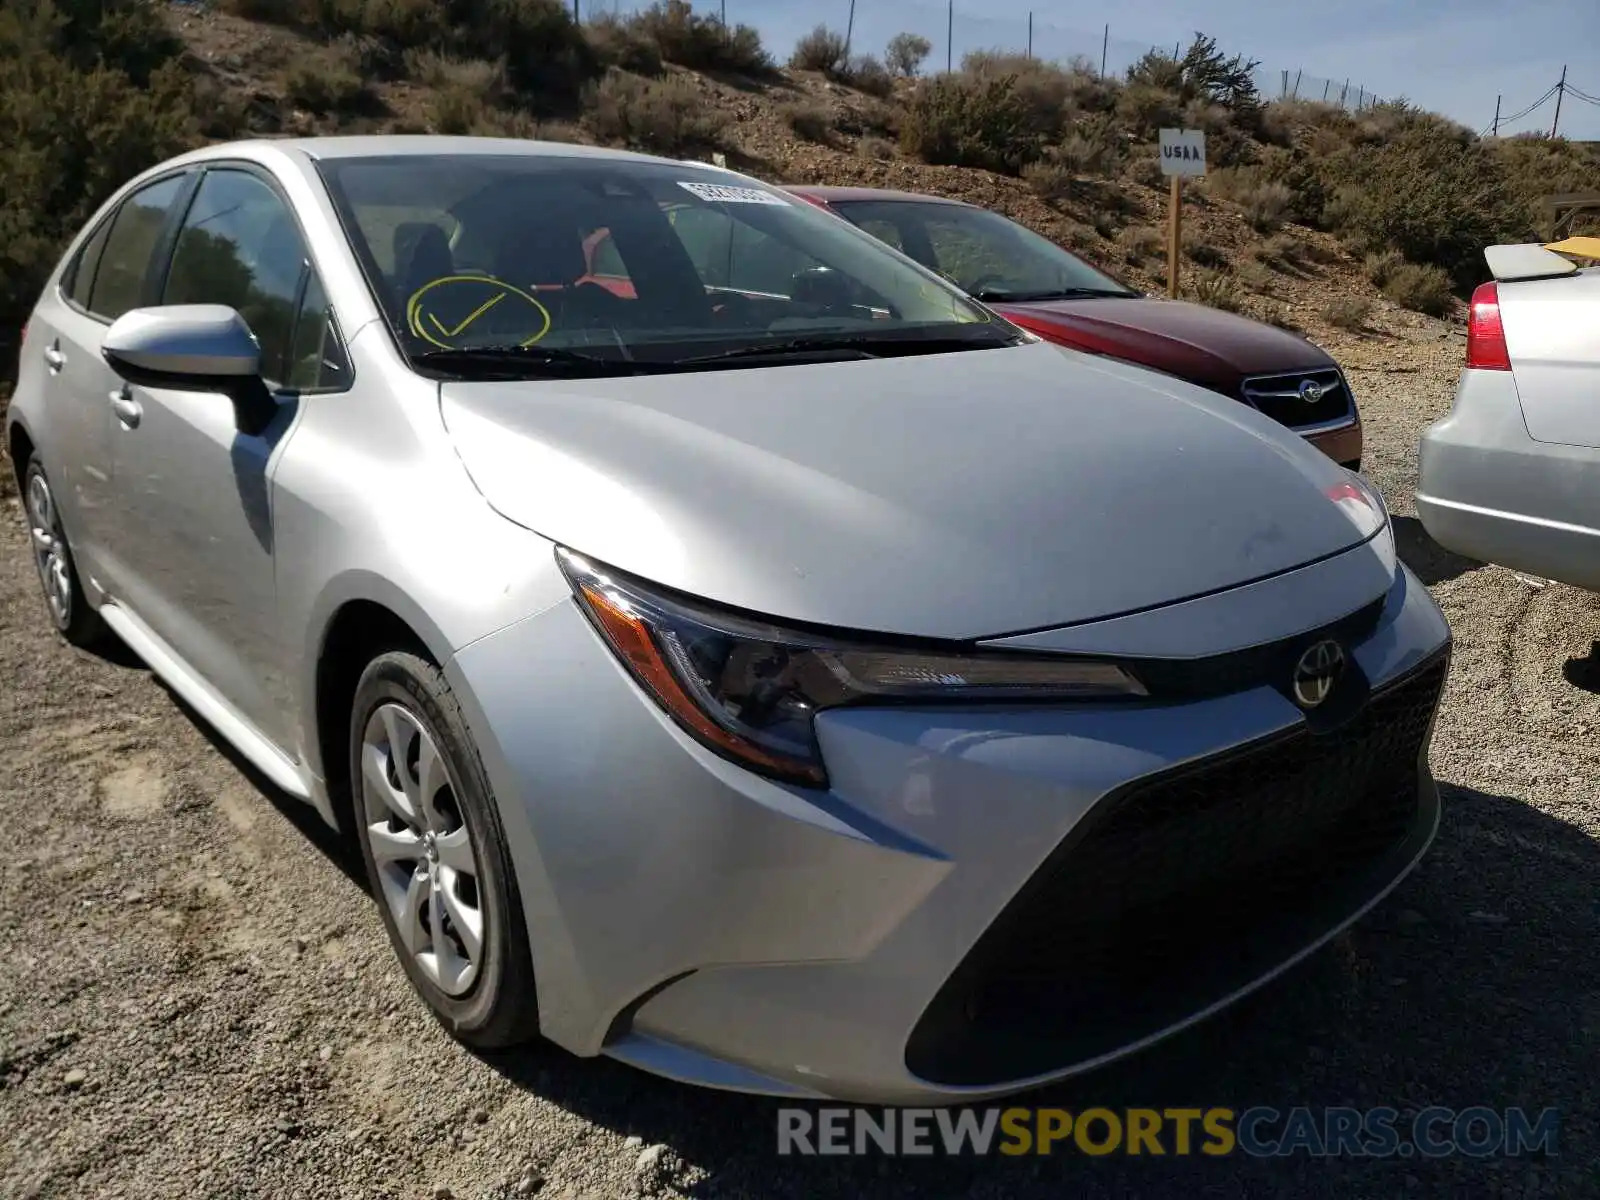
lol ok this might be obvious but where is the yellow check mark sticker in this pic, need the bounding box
[406,276,552,349]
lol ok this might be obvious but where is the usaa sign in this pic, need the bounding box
[1159,129,1207,177]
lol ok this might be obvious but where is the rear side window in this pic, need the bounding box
[88,174,187,321]
[285,270,352,392]
[63,218,113,311]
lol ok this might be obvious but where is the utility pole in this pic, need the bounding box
[1491,94,1501,136]
[1551,65,1567,138]
[946,0,953,72]
[1100,23,1108,77]
[1292,69,1301,98]
[1027,11,1032,60]
[843,0,855,58]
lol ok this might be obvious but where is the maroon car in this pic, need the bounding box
[785,185,1362,471]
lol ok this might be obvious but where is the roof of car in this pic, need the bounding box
[164,136,746,169]
[783,185,978,207]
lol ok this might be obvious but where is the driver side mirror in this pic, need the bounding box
[102,304,262,384]
[102,305,278,436]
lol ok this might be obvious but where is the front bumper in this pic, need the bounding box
[1304,416,1363,471]
[447,553,1450,1105]
[1418,367,1600,589]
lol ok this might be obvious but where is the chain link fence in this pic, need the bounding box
[582,0,1383,111]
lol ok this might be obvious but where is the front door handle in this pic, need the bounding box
[109,387,142,429]
[43,345,65,372]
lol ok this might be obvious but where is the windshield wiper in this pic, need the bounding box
[411,345,646,378]
[671,332,1014,366]
[971,286,1134,302]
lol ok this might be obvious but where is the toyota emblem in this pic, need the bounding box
[1291,639,1346,709]
[1298,379,1326,404]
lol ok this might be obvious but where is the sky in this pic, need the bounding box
[647,0,1600,139]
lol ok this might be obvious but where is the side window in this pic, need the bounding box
[63,217,114,311]
[163,169,310,384]
[88,174,187,321]
[921,215,1030,289]
[669,206,823,296]
[285,271,351,392]
[852,217,905,253]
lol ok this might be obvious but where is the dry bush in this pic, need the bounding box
[1184,239,1228,269]
[857,135,895,160]
[1240,180,1294,233]
[1363,248,1405,288]
[783,101,834,143]
[1322,296,1373,331]
[626,0,770,74]
[582,70,726,154]
[1186,269,1244,313]
[1381,263,1455,317]
[1258,304,1301,331]
[790,25,847,72]
[428,83,487,134]
[885,32,931,77]
[1235,259,1278,295]
[899,73,1040,174]
[1117,225,1164,265]
[1257,232,1306,269]
[1116,82,1182,137]
[403,51,507,99]
[1122,151,1165,189]
[1022,160,1074,201]
[283,51,373,114]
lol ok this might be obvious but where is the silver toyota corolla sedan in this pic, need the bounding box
[8,136,1452,1105]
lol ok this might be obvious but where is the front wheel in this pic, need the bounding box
[22,453,108,647]
[350,650,540,1049]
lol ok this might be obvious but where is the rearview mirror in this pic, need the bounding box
[102,305,262,385]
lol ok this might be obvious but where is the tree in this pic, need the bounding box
[885,32,931,78]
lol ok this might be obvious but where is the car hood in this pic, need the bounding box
[997,297,1334,389]
[439,340,1373,639]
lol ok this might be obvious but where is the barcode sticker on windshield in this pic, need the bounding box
[677,181,789,205]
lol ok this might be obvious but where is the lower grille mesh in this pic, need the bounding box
[906,652,1450,1086]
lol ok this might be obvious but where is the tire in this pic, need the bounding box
[22,453,108,648]
[349,650,540,1049]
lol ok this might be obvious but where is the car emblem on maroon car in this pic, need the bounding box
[1299,379,1326,404]
[1292,639,1345,708]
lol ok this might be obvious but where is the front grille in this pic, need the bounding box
[1241,367,1354,430]
[905,650,1450,1087]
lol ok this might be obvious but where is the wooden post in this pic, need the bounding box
[1167,175,1182,299]
[1551,65,1567,138]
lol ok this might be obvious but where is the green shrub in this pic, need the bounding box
[626,0,770,74]
[899,73,1040,174]
[429,82,487,133]
[1240,180,1294,233]
[1381,262,1455,317]
[1186,268,1243,312]
[0,5,198,369]
[582,69,726,154]
[885,32,931,77]
[583,12,663,75]
[1235,259,1277,295]
[1322,296,1373,331]
[961,52,1076,142]
[790,25,847,73]
[838,54,894,98]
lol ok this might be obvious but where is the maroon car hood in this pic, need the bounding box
[996,297,1333,389]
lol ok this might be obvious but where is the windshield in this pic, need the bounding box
[827,199,1137,302]
[315,154,1019,376]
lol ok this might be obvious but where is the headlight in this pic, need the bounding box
[1328,472,1396,575]
[557,550,1147,787]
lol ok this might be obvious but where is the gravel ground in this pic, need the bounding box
[1,328,1596,1199]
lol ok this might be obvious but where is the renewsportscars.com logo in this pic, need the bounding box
[777,1106,1560,1159]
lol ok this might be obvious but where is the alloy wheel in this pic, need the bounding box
[26,470,73,630]
[360,702,485,996]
